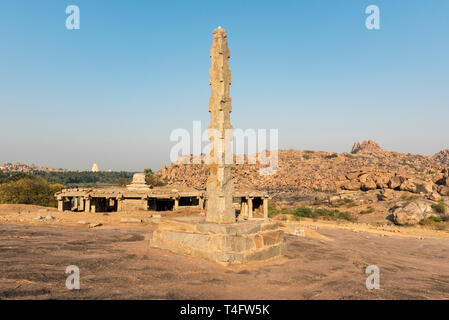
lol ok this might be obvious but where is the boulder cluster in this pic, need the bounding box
[338,168,449,200]
[433,168,449,196]
[338,171,431,193]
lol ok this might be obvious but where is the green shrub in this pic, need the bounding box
[419,216,446,228]
[293,206,316,218]
[428,216,443,223]
[0,177,63,207]
[144,168,167,186]
[268,202,279,217]
[115,177,132,187]
[292,206,357,222]
[431,201,446,214]
[335,198,355,207]
[315,208,357,222]
[402,194,420,201]
[359,208,374,215]
[336,211,353,221]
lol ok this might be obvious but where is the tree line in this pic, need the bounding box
[0,170,166,207]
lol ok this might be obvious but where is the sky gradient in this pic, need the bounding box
[0,0,448,171]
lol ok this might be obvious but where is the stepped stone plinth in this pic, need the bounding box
[126,173,150,192]
[151,217,285,264]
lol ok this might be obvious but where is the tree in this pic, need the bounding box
[0,177,63,207]
[115,177,132,187]
[144,168,167,187]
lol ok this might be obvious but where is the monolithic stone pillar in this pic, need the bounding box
[72,197,78,211]
[79,199,85,211]
[248,197,253,219]
[85,198,91,213]
[117,198,122,211]
[206,27,235,224]
[198,197,204,210]
[240,198,247,220]
[58,199,63,212]
[243,201,248,219]
[141,198,148,210]
[174,198,179,211]
[263,198,269,220]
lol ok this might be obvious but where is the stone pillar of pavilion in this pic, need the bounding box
[206,26,235,224]
[57,198,63,212]
[247,197,253,219]
[174,197,179,211]
[263,197,269,220]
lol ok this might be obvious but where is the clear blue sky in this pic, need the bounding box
[0,0,448,171]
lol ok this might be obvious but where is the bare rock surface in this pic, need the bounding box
[0,223,448,299]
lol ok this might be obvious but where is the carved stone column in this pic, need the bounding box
[206,27,235,224]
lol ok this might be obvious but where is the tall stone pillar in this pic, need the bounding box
[140,198,148,211]
[174,198,179,211]
[240,198,248,220]
[243,201,248,219]
[206,27,235,224]
[263,198,269,220]
[72,197,78,211]
[85,198,91,213]
[248,197,253,219]
[149,27,285,264]
[198,197,204,210]
[58,199,63,212]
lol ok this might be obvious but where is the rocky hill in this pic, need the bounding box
[431,149,449,164]
[155,141,449,200]
[0,162,62,173]
[351,140,385,154]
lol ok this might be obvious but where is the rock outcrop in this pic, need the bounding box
[392,200,436,225]
[351,140,384,154]
[431,149,449,167]
[155,141,449,200]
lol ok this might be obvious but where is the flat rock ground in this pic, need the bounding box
[1,223,448,299]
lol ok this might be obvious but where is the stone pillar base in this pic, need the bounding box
[150,217,285,265]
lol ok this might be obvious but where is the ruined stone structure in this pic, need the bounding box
[56,182,269,217]
[56,185,204,213]
[126,173,150,192]
[206,27,234,224]
[149,27,285,264]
